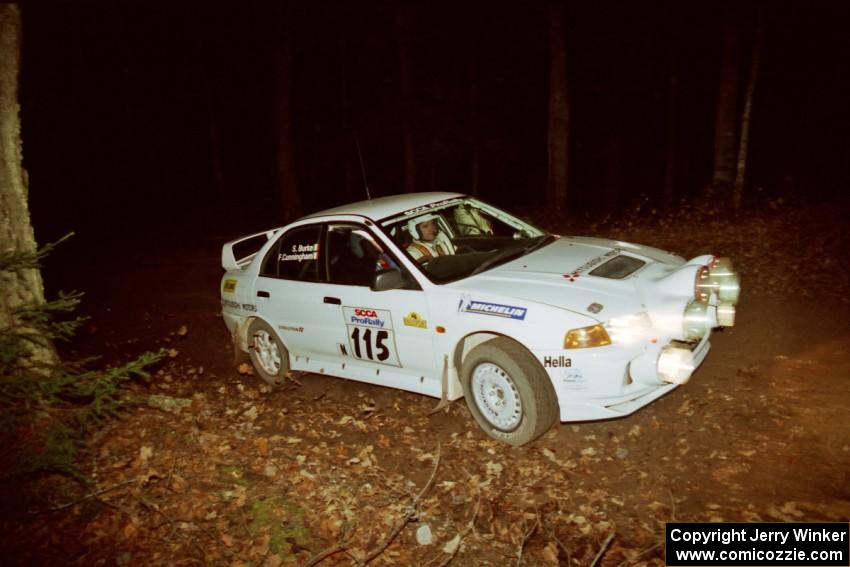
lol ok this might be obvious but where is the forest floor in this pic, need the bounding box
[2,202,850,566]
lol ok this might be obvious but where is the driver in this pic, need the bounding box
[406,214,456,263]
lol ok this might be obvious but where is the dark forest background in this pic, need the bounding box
[19,2,850,250]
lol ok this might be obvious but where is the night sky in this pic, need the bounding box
[18,2,850,247]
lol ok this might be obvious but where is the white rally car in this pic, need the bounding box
[220,192,740,445]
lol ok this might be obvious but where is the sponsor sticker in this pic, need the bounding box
[279,325,304,333]
[403,311,428,329]
[241,303,258,312]
[458,296,527,320]
[345,307,389,329]
[563,369,587,390]
[401,198,463,217]
[221,299,240,309]
[571,249,620,275]
[342,307,400,367]
[223,279,237,293]
[587,302,604,314]
[542,355,571,368]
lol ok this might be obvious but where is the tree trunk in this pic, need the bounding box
[274,7,301,222]
[546,4,569,213]
[604,128,622,212]
[468,19,481,198]
[395,6,416,194]
[663,29,680,210]
[0,4,54,363]
[337,31,355,202]
[205,92,226,204]
[732,9,764,211]
[712,7,743,193]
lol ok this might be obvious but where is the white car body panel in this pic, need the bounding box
[221,192,739,431]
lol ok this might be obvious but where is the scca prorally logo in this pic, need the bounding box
[343,306,391,329]
[458,296,527,320]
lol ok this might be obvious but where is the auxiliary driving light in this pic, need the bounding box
[709,257,741,304]
[694,265,715,302]
[658,345,695,385]
[682,300,710,340]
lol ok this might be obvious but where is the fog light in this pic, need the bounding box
[658,346,694,385]
[683,300,709,340]
[717,302,736,326]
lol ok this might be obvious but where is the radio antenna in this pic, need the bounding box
[354,135,372,200]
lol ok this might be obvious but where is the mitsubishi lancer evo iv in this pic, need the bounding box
[220,192,740,445]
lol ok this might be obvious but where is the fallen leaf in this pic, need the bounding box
[139,446,154,462]
[443,533,461,554]
[542,541,560,564]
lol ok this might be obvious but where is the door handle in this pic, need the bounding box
[257,290,270,298]
[323,296,341,305]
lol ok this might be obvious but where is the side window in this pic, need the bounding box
[259,225,321,282]
[326,224,403,287]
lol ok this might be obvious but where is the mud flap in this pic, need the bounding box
[428,355,452,415]
[232,319,251,366]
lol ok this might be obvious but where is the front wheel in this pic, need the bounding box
[247,319,290,385]
[460,337,558,446]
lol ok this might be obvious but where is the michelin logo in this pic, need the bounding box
[458,296,527,320]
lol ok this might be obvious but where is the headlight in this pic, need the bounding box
[564,324,611,349]
[603,312,653,344]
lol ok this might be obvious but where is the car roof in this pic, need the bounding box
[303,192,466,222]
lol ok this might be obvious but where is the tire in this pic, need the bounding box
[460,337,558,446]
[247,319,290,386]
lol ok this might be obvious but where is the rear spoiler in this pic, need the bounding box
[221,229,279,271]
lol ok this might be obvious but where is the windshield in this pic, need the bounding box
[380,197,553,283]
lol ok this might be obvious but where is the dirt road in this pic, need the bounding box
[3,207,849,565]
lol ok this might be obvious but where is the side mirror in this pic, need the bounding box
[371,268,406,292]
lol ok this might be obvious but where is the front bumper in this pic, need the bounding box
[536,331,711,422]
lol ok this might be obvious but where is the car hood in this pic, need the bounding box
[451,237,685,321]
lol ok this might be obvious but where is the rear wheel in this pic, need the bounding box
[460,337,557,446]
[247,319,289,385]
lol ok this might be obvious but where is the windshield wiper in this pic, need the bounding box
[522,234,555,255]
[469,235,552,276]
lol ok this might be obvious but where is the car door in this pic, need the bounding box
[252,223,347,361]
[320,222,440,391]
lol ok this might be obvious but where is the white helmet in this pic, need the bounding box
[407,213,440,240]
